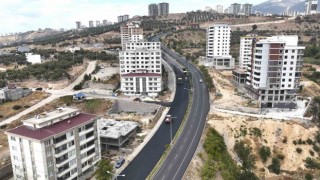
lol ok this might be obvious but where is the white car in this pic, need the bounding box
[199,79,203,83]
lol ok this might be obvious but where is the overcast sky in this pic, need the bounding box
[0,0,265,34]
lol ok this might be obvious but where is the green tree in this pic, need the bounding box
[268,158,281,174]
[234,141,256,170]
[95,159,113,180]
[252,24,258,31]
[305,173,313,180]
[259,146,271,163]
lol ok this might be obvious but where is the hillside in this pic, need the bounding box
[253,0,305,14]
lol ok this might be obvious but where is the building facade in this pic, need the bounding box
[305,0,318,15]
[119,42,162,96]
[158,2,169,15]
[96,21,100,27]
[118,15,130,23]
[230,3,241,15]
[245,36,305,109]
[206,24,234,69]
[149,4,159,16]
[89,21,94,28]
[241,3,253,16]
[215,5,224,13]
[5,108,100,180]
[239,34,267,69]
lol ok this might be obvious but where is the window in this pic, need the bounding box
[69,158,77,166]
[45,140,51,147]
[12,146,17,151]
[46,150,52,157]
[80,135,85,141]
[11,137,16,141]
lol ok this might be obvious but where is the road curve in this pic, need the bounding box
[0,61,97,126]
[153,42,210,180]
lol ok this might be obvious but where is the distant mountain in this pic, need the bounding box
[253,0,305,14]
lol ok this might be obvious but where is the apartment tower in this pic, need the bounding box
[239,34,267,69]
[245,36,305,108]
[230,3,241,15]
[206,24,234,69]
[76,21,81,29]
[5,107,100,180]
[158,2,169,15]
[215,5,224,13]
[89,21,94,28]
[305,0,318,15]
[120,22,144,49]
[241,3,253,15]
[149,4,159,16]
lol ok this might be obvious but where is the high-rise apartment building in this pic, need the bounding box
[76,21,81,29]
[96,21,100,27]
[149,4,159,16]
[158,2,169,15]
[89,21,94,28]
[239,34,267,69]
[119,22,162,96]
[120,22,144,49]
[305,0,318,15]
[230,3,241,14]
[215,5,224,13]
[5,107,100,180]
[245,36,305,108]
[206,24,234,69]
[118,15,130,23]
[103,20,108,26]
[241,3,253,15]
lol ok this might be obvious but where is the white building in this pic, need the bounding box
[241,3,253,16]
[245,36,305,109]
[239,34,267,69]
[305,0,318,15]
[215,5,224,13]
[26,53,42,64]
[206,24,234,69]
[120,22,144,50]
[230,3,241,15]
[119,42,162,96]
[67,46,81,53]
[5,107,100,180]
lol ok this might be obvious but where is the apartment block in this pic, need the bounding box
[305,0,318,15]
[245,36,305,109]
[215,5,224,13]
[148,3,159,16]
[120,22,144,50]
[241,3,253,16]
[5,107,100,180]
[158,2,169,15]
[117,15,129,23]
[230,3,241,14]
[119,42,162,96]
[239,34,267,69]
[206,24,234,69]
[89,21,94,28]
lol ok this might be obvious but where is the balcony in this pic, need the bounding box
[79,127,94,137]
[55,146,75,158]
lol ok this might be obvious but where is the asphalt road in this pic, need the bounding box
[118,47,190,180]
[153,44,210,180]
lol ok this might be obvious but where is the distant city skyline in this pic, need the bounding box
[0,0,266,34]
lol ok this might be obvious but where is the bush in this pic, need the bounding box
[277,154,285,160]
[293,140,297,145]
[268,158,281,174]
[305,173,313,180]
[309,150,315,156]
[296,148,303,154]
[259,146,271,163]
[12,105,22,110]
[282,136,287,144]
[313,144,320,152]
[307,138,313,145]
[234,141,256,170]
[305,157,320,169]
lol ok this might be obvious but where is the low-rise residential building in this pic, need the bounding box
[26,53,42,64]
[0,86,32,102]
[98,119,138,151]
[245,35,305,109]
[67,46,81,53]
[5,107,101,180]
[17,45,30,53]
[232,69,247,87]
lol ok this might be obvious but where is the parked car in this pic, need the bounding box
[164,114,171,123]
[199,79,203,83]
[115,157,125,168]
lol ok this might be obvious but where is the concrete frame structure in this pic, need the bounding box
[245,36,305,109]
[5,107,101,180]
[233,69,247,87]
[158,2,169,15]
[98,119,138,151]
[149,3,159,16]
[239,34,267,69]
[305,0,318,15]
[206,24,234,70]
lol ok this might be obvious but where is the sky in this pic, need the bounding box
[0,0,266,34]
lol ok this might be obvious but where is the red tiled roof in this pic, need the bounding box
[122,73,161,77]
[6,113,96,141]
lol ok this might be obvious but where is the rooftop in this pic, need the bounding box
[98,119,138,139]
[23,107,79,128]
[6,113,96,141]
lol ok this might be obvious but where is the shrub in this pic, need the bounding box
[293,140,297,145]
[234,141,256,170]
[305,173,313,180]
[296,148,303,154]
[277,154,285,160]
[268,158,281,174]
[12,105,22,110]
[313,144,320,152]
[259,146,271,163]
[307,138,313,145]
[282,136,287,144]
[305,157,320,169]
[309,150,315,156]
